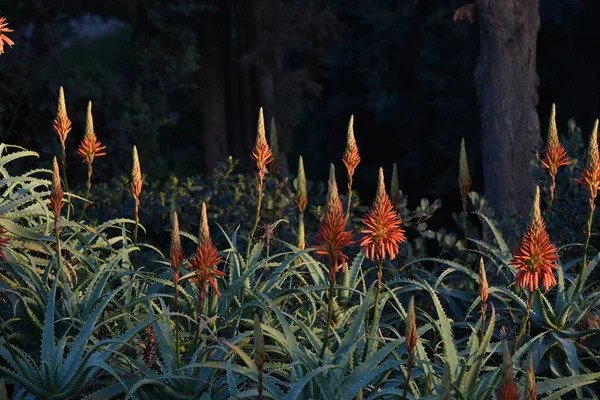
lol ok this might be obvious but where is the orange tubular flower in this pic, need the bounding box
[188,203,225,304]
[459,138,472,200]
[511,187,558,293]
[0,16,14,55]
[50,157,64,219]
[497,341,521,400]
[131,146,142,206]
[540,104,571,178]
[77,102,107,165]
[53,87,72,150]
[251,107,274,180]
[360,168,406,263]
[314,164,354,273]
[576,120,600,200]
[342,115,360,179]
[170,211,184,307]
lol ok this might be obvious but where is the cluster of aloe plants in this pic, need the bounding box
[2,20,600,399]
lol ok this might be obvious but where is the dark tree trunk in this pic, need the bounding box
[475,0,542,218]
[198,3,229,173]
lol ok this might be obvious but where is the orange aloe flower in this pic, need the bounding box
[576,120,600,200]
[0,16,14,55]
[314,164,354,273]
[170,212,184,306]
[540,104,571,178]
[77,101,107,165]
[497,341,520,400]
[296,155,307,213]
[188,203,226,304]
[53,87,72,151]
[251,107,274,180]
[459,138,472,200]
[50,157,64,219]
[342,115,360,179]
[511,186,558,293]
[360,168,406,262]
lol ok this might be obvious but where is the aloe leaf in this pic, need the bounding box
[343,340,404,398]
[537,372,600,394]
[199,361,286,399]
[464,307,495,396]
[41,274,60,364]
[226,360,239,397]
[335,287,373,366]
[472,212,509,253]
[284,365,340,400]
[554,335,582,397]
[422,281,459,380]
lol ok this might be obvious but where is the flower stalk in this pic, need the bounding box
[498,341,520,400]
[511,186,558,351]
[575,120,600,294]
[131,146,142,247]
[540,104,571,215]
[315,165,353,358]
[50,157,64,273]
[77,101,106,221]
[296,155,307,250]
[479,257,489,339]
[53,87,73,218]
[170,211,184,368]
[458,138,472,218]
[402,296,418,400]
[360,168,406,361]
[247,108,273,261]
[342,115,360,223]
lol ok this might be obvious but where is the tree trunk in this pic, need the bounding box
[198,3,229,173]
[475,0,541,218]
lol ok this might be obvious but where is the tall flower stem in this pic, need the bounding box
[59,150,73,221]
[513,293,534,353]
[362,262,383,363]
[247,175,264,262]
[345,178,353,223]
[340,179,353,306]
[79,163,92,222]
[319,265,337,359]
[576,199,595,294]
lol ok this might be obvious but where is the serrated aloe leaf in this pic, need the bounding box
[464,307,496,395]
[284,365,340,400]
[421,281,459,380]
[343,340,403,398]
[59,285,128,381]
[41,275,60,365]
[554,335,582,397]
[473,212,509,253]
[335,287,373,366]
[537,372,600,395]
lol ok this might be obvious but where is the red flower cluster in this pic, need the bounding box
[360,168,406,262]
[511,187,558,293]
[251,108,274,179]
[188,203,226,304]
[77,102,106,165]
[314,165,353,273]
[540,104,571,179]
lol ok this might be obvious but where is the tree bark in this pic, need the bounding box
[475,0,541,218]
[198,3,229,173]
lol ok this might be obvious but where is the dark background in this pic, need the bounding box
[0,0,598,218]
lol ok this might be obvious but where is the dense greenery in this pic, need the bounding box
[1,96,600,397]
